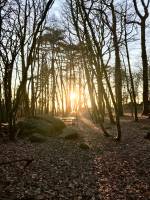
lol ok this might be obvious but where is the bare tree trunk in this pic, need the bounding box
[141,20,149,115]
[124,19,138,121]
[51,50,55,116]
[3,64,15,140]
[110,2,123,116]
[31,62,35,117]
[0,82,2,132]
[132,0,149,115]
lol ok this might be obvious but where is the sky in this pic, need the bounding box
[50,0,64,18]
[50,0,150,70]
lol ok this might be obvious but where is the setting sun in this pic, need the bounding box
[70,92,76,101]
[70,92,78,112]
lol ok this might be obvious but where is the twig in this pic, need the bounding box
[0,158,34,168]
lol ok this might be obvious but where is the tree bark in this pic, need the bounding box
[141,20,149,115]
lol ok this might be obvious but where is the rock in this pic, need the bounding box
[141,126,150,130]
[64,133,79,140]
[60,127,79,140]
[34,115,66,132]
[79,142,90,150]
[144,132,150,140]
[29,133,47,143]
[17,115,66,138]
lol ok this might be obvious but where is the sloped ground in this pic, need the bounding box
[0,116,150,200]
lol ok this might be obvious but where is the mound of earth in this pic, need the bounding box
[17,115,66,138]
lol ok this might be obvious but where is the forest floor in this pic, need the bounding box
[0,115,150,200]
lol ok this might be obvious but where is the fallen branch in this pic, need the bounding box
[0,158,34,169]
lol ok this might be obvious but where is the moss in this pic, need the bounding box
[34,115,66,132]
[141,126,150,131]
[79,143,90,150]
[29,133,47,143]
[144,132,150,140]
[60,127,79,140]
[17,115,65,138]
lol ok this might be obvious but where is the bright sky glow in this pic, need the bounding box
[70,92,76,101]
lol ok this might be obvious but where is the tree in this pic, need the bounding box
[123,3,138,121]
[0,0,55,140]
[65,0,123,139]
[132,0,150,115]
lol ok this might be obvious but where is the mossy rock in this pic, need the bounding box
[17,115,65,138]
[64,133,79,140]
[29,133,47,143]
[141,126,150,131]
[18,128,38,138]
[60,127,79,140]
[144,132,150,140]
[34,115,66,132]
[79,142,90,150]
[17,118,55,137]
